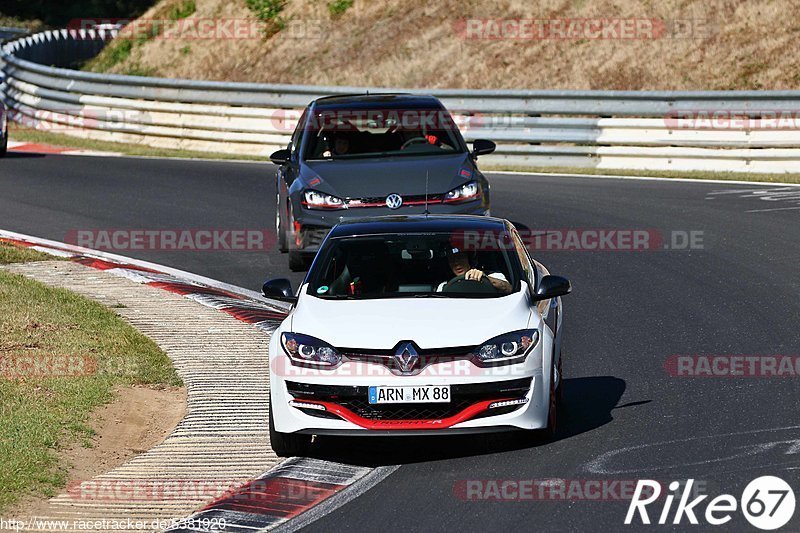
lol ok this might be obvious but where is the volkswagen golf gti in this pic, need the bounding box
[270,94,496,271]
[262,215,571,456]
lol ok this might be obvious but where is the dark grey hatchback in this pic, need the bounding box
[270,94,496,271]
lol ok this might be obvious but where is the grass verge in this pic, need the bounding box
[481,165,800,185]
[0,242,55,264]
[0,244,181,512]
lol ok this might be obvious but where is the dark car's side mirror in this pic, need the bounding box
[472,139,496,158]
[533,275,572,301]
[270,148,291,165]
[262,278,296,303]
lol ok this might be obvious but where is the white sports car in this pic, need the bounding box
[263,215,571,456]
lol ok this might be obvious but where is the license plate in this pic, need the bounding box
[368,385,450,404]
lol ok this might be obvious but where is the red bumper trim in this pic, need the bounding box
[291,398,516,430]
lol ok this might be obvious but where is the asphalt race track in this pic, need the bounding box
[1,153,799,531]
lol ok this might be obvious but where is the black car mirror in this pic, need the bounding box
[532,275,572,301]
[270,148,291,165]
[262,278,296,302]
[472,139,496,158]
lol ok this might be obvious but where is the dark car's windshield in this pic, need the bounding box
[306,232,521,300]
[303,106,464,160]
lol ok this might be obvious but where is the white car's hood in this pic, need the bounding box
[289,285,535,349]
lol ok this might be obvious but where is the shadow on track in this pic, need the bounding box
[4,151,46,159]
[309,376,628,467]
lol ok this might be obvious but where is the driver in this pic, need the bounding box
[323,135,350,157]
[436,247,512,294]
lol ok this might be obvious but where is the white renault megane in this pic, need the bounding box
[262,215,571,456]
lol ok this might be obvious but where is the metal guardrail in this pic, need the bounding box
[3,28,800,172]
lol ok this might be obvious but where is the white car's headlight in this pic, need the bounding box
[302,190,345,209]
[444,181,481,203]
[281,332,341,367]
[472,329,539,364]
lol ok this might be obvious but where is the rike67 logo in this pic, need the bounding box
[626,476,796,530]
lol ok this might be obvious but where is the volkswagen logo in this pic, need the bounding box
[394,342,419,372]
[385,193,403,209]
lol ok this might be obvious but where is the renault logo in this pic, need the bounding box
[385,193,403,209]
[394,342,419,372]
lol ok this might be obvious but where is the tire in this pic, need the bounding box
[269,396,312,457]
[288,250,308,272]
[276,189,288,253]
[542,352,562,439]
[276,206,287,253]
[514,350,561,446]
[0,132,7,158]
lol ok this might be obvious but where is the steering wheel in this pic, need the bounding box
[400,136,429,150]
[441,273,497,294]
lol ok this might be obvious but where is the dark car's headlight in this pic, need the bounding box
[281,332,341,367]
[444,181,481,203]
[472,329,539,364]
[302,190,345,209]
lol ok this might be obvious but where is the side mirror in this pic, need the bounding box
[270,148,291,165]
[472,139,496,158]
[533,275,571,301]
[262,278,296,303]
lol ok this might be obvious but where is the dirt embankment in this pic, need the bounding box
[88,0,800,90]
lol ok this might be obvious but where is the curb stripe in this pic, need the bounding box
[1,231,384,532]
[167,459,373,532]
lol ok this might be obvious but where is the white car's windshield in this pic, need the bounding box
[306,232,520,299]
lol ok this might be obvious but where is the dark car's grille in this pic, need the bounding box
[286,378,531,421]
[344,193,445,208]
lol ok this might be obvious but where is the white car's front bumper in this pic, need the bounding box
[268,330,552,436]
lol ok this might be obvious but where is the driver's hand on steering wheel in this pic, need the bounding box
[464,268,484,281]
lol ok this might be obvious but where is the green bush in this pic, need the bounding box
[245,0,287,24]
[327,0,353,18]
[167,0,196,20]
[82,39,133,72]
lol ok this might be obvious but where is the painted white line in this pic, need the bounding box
[489,170,800,188]
[0,229,289,309]
[585,425,800,475]
[10,139,800,184]
[746,206,800,213]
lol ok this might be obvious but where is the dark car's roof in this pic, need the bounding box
[311,93,444,111]
[328,215,509,238]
